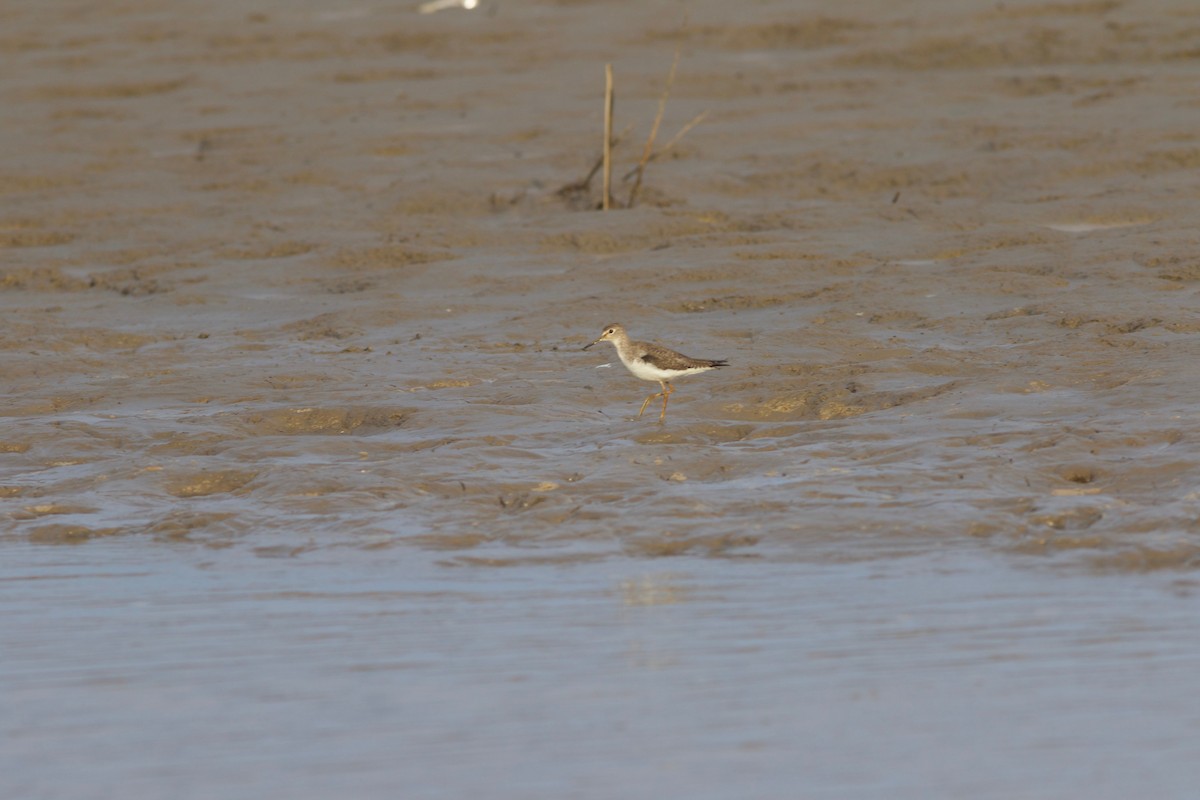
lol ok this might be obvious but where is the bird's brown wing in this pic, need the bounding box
[638,350,663,367]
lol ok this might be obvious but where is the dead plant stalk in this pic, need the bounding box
[627,48,681,209]
[602,63,614,211]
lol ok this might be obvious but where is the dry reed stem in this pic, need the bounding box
[622,110,708,181]
[556,52,703,211]
[565,124,632,193]
[658,110,708,157]
[602,63,614,211]
[627,48,681,209]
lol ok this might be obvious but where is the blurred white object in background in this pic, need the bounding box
[418,0,478,13]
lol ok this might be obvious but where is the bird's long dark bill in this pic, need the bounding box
[582,339,599,351]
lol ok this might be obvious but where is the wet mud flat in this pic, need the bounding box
[4,0,1200,797]
[3,0,1200,567]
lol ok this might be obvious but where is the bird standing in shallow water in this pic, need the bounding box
[583,323,728,422]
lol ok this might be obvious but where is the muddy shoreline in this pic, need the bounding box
[5,2,1200,567]
[6,3,1200,798]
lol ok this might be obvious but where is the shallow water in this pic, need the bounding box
[5,0,1200,796]
[5,544,1200,799]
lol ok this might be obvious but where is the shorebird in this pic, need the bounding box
[583,323,728,422]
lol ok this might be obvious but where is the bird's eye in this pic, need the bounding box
[607,328,614,334]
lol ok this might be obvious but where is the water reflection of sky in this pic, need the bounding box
[4,541,1200,799]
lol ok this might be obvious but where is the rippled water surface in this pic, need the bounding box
[6,543,1200,799]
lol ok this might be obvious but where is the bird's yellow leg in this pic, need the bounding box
[658,382,674,422]
[638,390,663,418]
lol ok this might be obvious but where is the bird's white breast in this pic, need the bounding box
[624,354,710,382]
